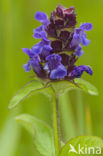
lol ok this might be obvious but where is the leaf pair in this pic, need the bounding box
[8,78,98,109]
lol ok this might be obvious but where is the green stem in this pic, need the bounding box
[76,91,85,135]
[56,96,61,148]
[52,94,60,156]
[59,92,77,141]
[85,106,92,135]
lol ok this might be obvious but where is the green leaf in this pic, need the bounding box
[16,114,55,156]
[0,116,20,156]
[75,79,99,96]
[8,80,43,109]
[60,136,103,156]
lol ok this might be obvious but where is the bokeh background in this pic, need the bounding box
[0,0,103,155]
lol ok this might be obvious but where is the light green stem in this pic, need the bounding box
[85,106,92,135]
[52,95,60,156]
[59,92,77,141]
[76,91,85,135]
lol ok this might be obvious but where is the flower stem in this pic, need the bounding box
[85,106,92,135]
[59,92,77,141]
[76,91,85,135]
[52,94,61,156]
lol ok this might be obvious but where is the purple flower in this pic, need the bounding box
[33,11,50,44]
[70,23,93,48]
[35,11,49,25]
[44,54,67,79]
[31,42,43,54]
[50,64,67,79]
[45,54,62,71]
[33,27,47,39]
[32,62,46,78]
[41,45,52,58]
[68,65,93,78]
[33,25,50,42]
[23,53,40,72]
[34,12,49,39]
[31,41,52,57]
[33,11,52,59]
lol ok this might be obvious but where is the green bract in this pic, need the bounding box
[8,78,98,109]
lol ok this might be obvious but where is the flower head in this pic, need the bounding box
[23,5,93,81]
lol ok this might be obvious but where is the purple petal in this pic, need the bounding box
[22,48,31,55]
[43,45,52,52]
[35,11,48,23]
[33,26,43,33]
[41,31,48,39]
[31,42,43,54]
[75,45,84,57]
[75,28,82,34]
[71,26,92,47]
[22,48,34,58]
[32,54,41,62]
[33,26,43,39]
[80,23,93,31]
[42,37,51,45]
[41,45,52,57]
[81,33,90,46]
[50,64,67,79]
[69,65,93,78]
[32,61,41,74]
[33,32,42,39]
[23,61,31,72]
[46,54,62,70]
[85,66,93,75]
[44,63,50,72]
[70,33,81,47]
[76,50,84,57]
[33,31,47,39]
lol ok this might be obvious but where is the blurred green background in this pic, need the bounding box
[0,0,103,155]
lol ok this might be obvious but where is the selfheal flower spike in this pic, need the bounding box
[22,5,93,81]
